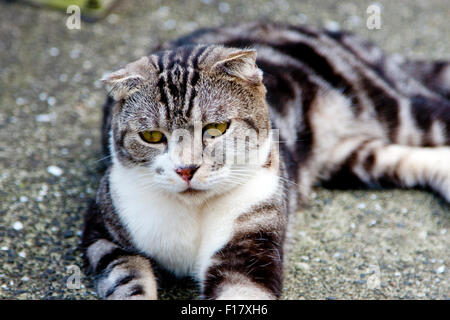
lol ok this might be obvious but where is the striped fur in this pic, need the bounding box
[82,22,450,300]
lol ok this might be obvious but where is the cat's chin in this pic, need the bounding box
[179,187,204,195]
[173,185,230,203]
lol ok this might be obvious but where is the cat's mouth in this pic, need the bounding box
[179,187,204,195]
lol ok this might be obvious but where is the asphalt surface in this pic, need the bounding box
[0,0,448,299]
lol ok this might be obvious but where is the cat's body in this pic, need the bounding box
[82,22,450,300]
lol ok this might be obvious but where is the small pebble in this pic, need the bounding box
[39,92,48,101]
[357,203,366,209]
[94,80,103,89]
[36,113,56,123]
[325,20,340,32]
[49,47,60,57]
[155,6,170,17]
[13,221,23,231]
[47,97,57,106]
[70,49,80,59]
[416,292,425,298]
[295,262,310,272]
[16,97,27,105]
[107,13,120,24]
[19,196,28,203]
[436,266,446,274]
[219,2,230,13]
[47,165,63,176]
[18,251,26,258]
[163,19,176,30]
[298,13,307,24]
[83,60,92,70]
[59,74,68,82]
[346,15,362,28]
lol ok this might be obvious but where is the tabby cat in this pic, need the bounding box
[81,22,450,300]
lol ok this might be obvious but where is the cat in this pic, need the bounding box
[81,22,450,300]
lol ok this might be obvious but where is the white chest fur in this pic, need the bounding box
[110,163,278,280]
[109,163,279,280]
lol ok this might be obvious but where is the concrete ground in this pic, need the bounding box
[0,0,448,299]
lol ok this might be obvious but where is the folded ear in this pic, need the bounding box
[101,56,157,100]
[211,48,263,85]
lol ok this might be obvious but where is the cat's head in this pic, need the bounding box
[103,45,274,202]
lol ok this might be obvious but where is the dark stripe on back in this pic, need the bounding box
[295,84,318,166]
[224,36,360,110]
[361,77,399,141]
[273,41,356,97]
[410,94,450,145]
[256,59,297,115]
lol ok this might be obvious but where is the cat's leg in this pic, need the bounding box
[81,202,158,300]
[201,213,285,300]
[341,139,450,202]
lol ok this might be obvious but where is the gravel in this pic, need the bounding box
[0,0,448,299]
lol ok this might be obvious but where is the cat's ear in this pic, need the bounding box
[211,48,263,85]
[101,56,157,100]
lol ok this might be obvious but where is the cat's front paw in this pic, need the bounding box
[97,256,158,300]
[215,282,276,300]
[427,147,450,202]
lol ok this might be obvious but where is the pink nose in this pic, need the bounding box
[175,166,198,182]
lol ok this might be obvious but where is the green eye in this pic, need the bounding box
[139,131,165,143]
[204,122,229,138]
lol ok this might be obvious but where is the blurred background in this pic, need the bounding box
[0,0,448,299]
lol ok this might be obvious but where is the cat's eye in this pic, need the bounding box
[139,130,166,144]
[203,122,229,138]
